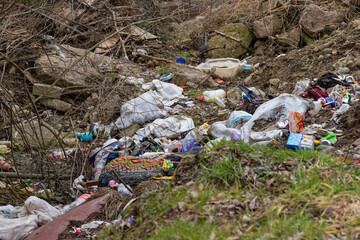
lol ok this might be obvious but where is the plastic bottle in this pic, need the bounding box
[75,132,93,142]
[184,123,210,142]
[227,88,243,107]
[91,123,112,138]
[62,192,94,212]
[108,180,132,199]
[331,104,350,121]
[0,160,13,172]
[342,93,351,104]
[356,91,360,99]
[117,184,132,199]
[0,145,10,154]
[201,90,226,108]
[211,123,242,140]
[311,99,322,116]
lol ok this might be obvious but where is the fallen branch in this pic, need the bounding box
[111,10,128,59]
[137,53,173,63]
[0,172,70,179]
[112,169,133,193]
[196,67,218,88]
[214,30,250,51]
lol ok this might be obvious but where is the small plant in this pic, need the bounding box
[156,67,167,75]
[104,72,118,79]
[180,52,193,58]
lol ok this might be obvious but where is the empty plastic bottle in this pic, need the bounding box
[184,123,210,142]
[211,123,242,140]
[201,90,226,108]
[108,180,132,199]
[0,145,10,154]
[75,132,93,142]
[62,192,94,212]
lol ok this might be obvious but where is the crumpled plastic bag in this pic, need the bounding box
[292,80,310,95]
[179,139,201,153]
[332,103,350,121]
[114,81,185,129]
[114,90,168,129]
[240,94,312,143]
[328,85,345,99]
[142,80,185,106]
[137,116,195,139]
[0,196,62,240]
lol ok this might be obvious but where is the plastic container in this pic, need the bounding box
[196,58,246,79]
[202,89,226,108]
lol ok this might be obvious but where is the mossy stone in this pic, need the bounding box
[207,23,253,58]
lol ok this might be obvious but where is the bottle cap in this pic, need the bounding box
[197,94,204,101]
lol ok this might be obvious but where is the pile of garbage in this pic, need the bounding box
[1,51,360,238]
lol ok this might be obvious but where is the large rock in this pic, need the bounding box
[253,15,283,39]
[40,99,71,112]
[13,120,58,150]
[259,0,280,13]
[35,45,150,87]
[207,23,253,58]
[276,28,301,47]
[300,4,345,38]
[32,83,63,99]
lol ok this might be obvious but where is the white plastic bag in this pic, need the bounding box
[125,77,145,86]
[0,196,61,240]
[137,116,195,139]
[114,90,168,129]
[292,80,310,95]
[142,80,185,106]
[329,85,345,99]
[240,94,311,143]
[332,104,350,121]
